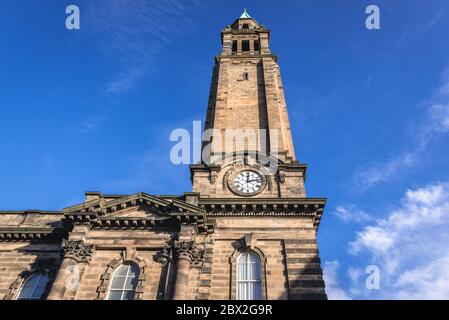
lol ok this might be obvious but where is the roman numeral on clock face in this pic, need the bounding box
[233,170,263,194]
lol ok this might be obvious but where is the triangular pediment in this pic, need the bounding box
[64,192,204,216]
[63,192,213,233]
[102,206,167,220]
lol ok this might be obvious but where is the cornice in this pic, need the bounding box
[198,198,326,229]
[0,227,67,242]
[0,210,63,215]
[215,53,278,63]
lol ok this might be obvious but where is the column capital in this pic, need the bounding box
[62,239,95,263]
[174,240,204,267]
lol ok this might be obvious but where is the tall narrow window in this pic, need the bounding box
[107,263,140,300]
[16,273,50,300]
[236,251,262,300]
[232,40,238,53]
[242,40,250,52]
[254,40,260,52]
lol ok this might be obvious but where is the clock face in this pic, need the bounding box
[233,171,263,194]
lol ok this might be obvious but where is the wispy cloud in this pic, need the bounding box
[421,7,447,34]
[322,260,351,300]
[396,7,447,46]
[352,69,449,192]
[85,0,203,95]
[333,205,372,223]
[69,115,105,134]
[348,181,449,299]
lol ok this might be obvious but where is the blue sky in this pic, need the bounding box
[1,0,449,299]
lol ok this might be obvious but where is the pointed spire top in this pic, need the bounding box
[240,8,252,19]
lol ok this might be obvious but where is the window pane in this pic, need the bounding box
[107,290,123,300]
[124,275,138,290]
[123,290,135,300]
[252,282,261,300]
[107,263,140,300]
[23,275,40,287]
[236,252,262,300]
[18,286,34,299]
[17,273,49,300]
[31,284,47,299]
[249,262,260,281]
[237,257,246,281]
[110,276,126,290]
[114,265,129,277]
[128,264,139,278]
[237,283,246,300]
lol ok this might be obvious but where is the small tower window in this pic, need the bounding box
[254,41,260,52]
[242,40,250,52]
[243,73,249,80]
[242,23,249,29]
[232,40,238,52]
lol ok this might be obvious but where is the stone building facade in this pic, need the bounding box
[0,11,327,300]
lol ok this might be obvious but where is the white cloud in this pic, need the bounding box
[349,226,394,256]
[85,0,203,95]
[347,267,362,283]
[429,103,449,133]
[348,181,449,299]
[393,255,449,300]
[333,205,372,223]
[353,151,419,192]
[322,260,351,300]
[353,70,449,192]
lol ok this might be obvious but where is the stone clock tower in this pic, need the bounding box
[0,10,326,301]
[187,10,328,300]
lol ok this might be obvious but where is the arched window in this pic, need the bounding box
[242,23,249,29]
[107,263,140,300]
[16,273,50,300]
[236,251,262,300]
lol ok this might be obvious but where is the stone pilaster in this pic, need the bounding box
[47,239,95,300]
[172,240,194,300]
[171,224,205,300]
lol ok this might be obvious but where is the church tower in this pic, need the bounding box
[188,10,328,300]
[0,10,326,301]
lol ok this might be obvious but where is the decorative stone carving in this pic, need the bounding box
[241,233,256,249]
[62,239,95,263]
[190,248,206,268]
[174,241,205,268]
[155,243,173,267]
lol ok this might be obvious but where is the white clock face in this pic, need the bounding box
[233,171,263,194]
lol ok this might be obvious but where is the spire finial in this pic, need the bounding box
[240,8,251,19]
